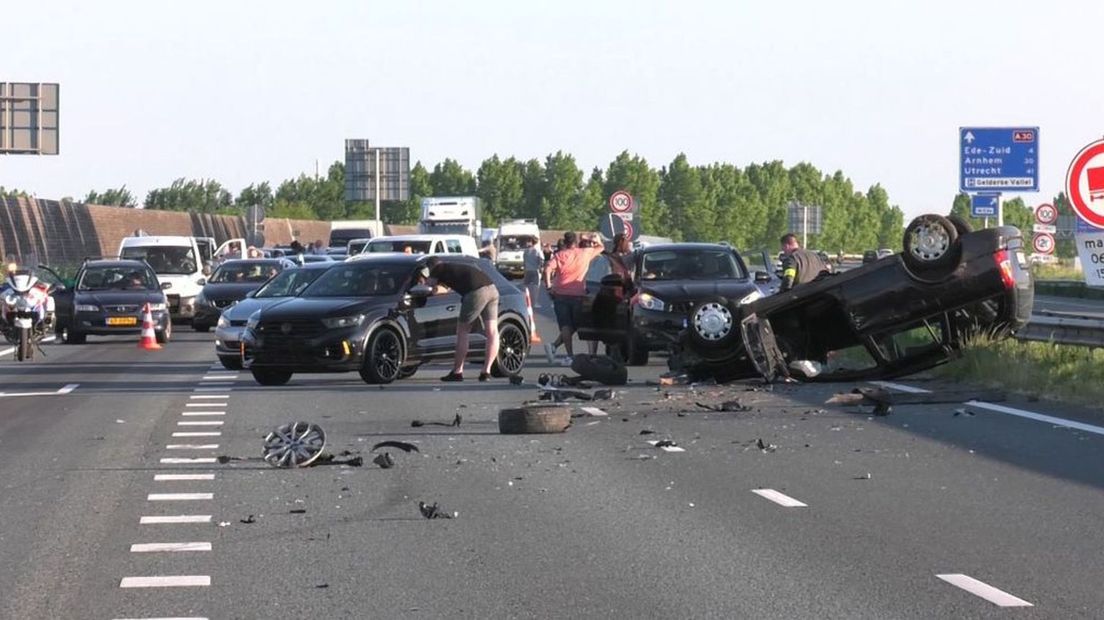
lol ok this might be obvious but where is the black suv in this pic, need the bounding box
[51,260,171,344]
[241,254,530,385]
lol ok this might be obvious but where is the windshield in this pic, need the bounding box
[498,235,537,251]
[367,240,433,254]
[347,240,369,255]
[640,249,745,281]
[77,266,158,291]
[254,268,326,298]
[301,263,409,298]
[211,261,281,283]
[121,246,197,275]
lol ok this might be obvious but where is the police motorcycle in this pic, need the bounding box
[0,268,57,361]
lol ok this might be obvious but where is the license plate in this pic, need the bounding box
[107,317,138,326]
[1015,251,1027,267]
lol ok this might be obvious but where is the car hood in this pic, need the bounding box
[201,282,262,301]
[255,296,398,321]
[222,296,294,321]
[78,290,165,306]
[639,280,759,303]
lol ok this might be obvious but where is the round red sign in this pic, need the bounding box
[608,190,633,213]
[1033,232,1055,254]
[1035,203,1057,225]
[1065,138,1104,229]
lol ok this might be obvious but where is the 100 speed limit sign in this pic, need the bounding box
[608,190,633,213]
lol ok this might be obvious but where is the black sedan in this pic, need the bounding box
[673,215,1034,383]
[576,243,772,365]
[50,260,171,344]
[192,259,293,332]
[241,254,530,385]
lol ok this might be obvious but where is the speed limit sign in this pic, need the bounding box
[608,190,633,214]
[1033,232,1055,254]
[1035,203,1057,225]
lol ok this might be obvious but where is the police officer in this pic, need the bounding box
[779,233,830,292]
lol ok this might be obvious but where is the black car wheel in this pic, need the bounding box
[491,321,527,378]
[947,213,974,236]
[61,325,86,345]
[155,319,172,344]
[219,355,243,370]
[397,365,418,380]
[360,328,403,384]
[193,322,210,333]
[903,214,960,272]
[252,369,292,386]
[687,296,740,351]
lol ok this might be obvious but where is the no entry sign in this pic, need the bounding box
[1033,232,1055,254]
[608,190,633,214]
[1065,137,1104,230]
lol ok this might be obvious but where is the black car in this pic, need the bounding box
[51,259,171,344]
[241,254,530,385]
[576,243,773,365]
[672,215,1034,383]
[192,259,294,332]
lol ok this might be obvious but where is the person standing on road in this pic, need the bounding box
[542,231,603,365]
[417,257,501,382]
[478,239,497,265]
[522,238,544,309]
[611,233,635,279]
[779,233,830,292]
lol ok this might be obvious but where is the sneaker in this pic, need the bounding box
[440,371,464,382]
[478,372,491,382]
[543,343,556,364]
[560,356,574,367]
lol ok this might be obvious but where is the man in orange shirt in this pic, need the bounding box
[542,231,603,364]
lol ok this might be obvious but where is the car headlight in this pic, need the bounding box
[246,311,261,330]
[635,293,666,312]
[75,304,100,312]
[738,290,763,305]
[322,314,366,329]
[148,302,167,312]
[217,315,230,329]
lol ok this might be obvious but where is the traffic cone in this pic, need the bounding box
[138,302,162,350]
[524,288,543,345]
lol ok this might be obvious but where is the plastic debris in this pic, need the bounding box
[370,441,420,453]
[373,452,396,469]
[418,501,457,519]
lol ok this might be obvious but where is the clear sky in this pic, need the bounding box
[3,0,1102,220]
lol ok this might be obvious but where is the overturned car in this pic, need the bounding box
[671,215,1034,382]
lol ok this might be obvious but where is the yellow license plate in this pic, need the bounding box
[107,317,138,326]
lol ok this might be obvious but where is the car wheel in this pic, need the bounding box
[491,321,527,377]
[61,325,86,345]
[903,214,960,272]
[687,296,740,351]
[193,323,210,333]
[251,369,292,386]
[219,355,243,370]
[397,365,418,380]
[155,319,172,344]
[359,328,403,384]
[498,404,572,434]
[947,213,974,236]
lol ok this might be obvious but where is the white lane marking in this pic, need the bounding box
[193,388,232,393]
[201,375,238,380]
[154,474,215,481]
[165,444,220,450]
[177,421,223,426]
[580,407,608,416]
[119,575,210,588]
[181,411,225,416]
[189,395,228,400]
[0,382,80,398]
[172,432,221,438]
[160,457,218,464]
[58,383,79,394]
[130,542,211,553]
[965,400,1104,437]
[140,515,211,524]
[113,617,208,620]
[869,380,931,394]
[0,335,55,357]
[148,493,213,501]
[936,574,1033,607]
[186,403,227,407]
[195,383,234,388]
[752,489,808,507]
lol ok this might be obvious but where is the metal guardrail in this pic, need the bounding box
[1016,310,1104,347]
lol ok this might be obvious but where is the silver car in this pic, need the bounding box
[213,263,332,369]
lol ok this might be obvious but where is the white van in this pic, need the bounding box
[118,235,243,320]
[351,234,479,259]
[495,219,541,278]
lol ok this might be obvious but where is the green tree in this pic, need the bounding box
[519,158,545,221]
[0,187,29,199]
[235,182,274,211]
[273,161,345,221]
[476,155,525,227]
[659,154,707,241]
[84,185,137,207]
[145,179,234,213]
[429,159,476,196]
[539,151,584,230]
[604,151,665,238]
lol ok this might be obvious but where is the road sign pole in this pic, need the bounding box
[997,196,1004,228]
[802,205,808,248]
[984,217,989,229]
[374,148,381,223]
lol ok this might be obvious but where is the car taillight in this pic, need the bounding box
[994,249,1016,290]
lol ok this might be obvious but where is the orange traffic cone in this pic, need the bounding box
[524,288,543,345]
[138,302,162,350]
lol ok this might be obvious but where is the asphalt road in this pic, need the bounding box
[1,305,1104,619]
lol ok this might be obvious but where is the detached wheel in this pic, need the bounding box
[903,214,960,272]
[491,321,527,378]
[360,328,402,384]
[155,320,172,344]
[498,404,572,434]
[219,355,243,370]
[687,296,739,351]
[251,369,292,386]
[262,421,326,468]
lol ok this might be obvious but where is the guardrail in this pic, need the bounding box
[1033,279,1104,300]
[1016,310,1104,347]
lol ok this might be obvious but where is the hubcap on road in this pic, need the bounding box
[693,302,732,341]
[263,421,326,468]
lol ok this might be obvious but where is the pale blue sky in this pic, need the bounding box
[3,0,1102,220]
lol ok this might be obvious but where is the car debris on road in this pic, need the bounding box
[418,501,457,519]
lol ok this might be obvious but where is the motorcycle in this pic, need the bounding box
[0,269,56,361]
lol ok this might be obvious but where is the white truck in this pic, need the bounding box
[329,220,384,250]
[494,219,541,278]
[118,235,242,321]
[418,197,482,239]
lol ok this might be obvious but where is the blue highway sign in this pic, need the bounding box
[960,127,1039,192]
[970,193,999,218]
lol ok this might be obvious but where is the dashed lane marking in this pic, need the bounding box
[113,616,208,620]
[119,575,210,588]
[165,444,220,450]
[154,474,215,481]
[189,395,228,400]
[171,432,221,438]
[177,421,223,426]
[185,403,227,407]
[752,489,808,507]
[0,383,80,398]
[936,574,1033,607]
[140,515,211,525]
[147,493,213,501]
[193,388,231,393]
[201,375,238,380]
[130,542,211,553]
[181,411,225,416]
[159,457,218,464]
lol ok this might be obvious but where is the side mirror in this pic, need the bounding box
[408,284,433,298]
[600,273,625,287]
[197,278,207,287]
[754,271,772,283]
[161,282,173,290]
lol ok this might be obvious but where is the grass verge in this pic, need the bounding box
[934,336,1104,410]
[1031,262,1082,281]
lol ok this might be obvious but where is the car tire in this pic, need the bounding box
[570,353,628,386]
[903,214,960,272]
[155,320,172,344]
[686,296,740,351]
[61,326,86,345]
[947,213,974,236]
[193,323,210,333]
[251,369,292,386]
[490,320,528,378]
[498,404,572,434]
[397,365,418,380]
[219,355,243,370]
[359,328,403,384]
